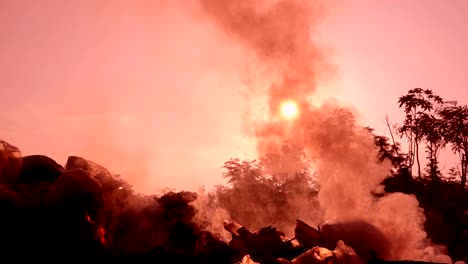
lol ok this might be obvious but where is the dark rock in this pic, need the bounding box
[0,184,18,208]
[295,219,324,249]
[44,168,104,221]
[66,156,126,192]
[320,219,391,262]
[224,221,302,263]
[19,155,64,184]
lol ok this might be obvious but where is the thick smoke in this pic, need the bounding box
[196,0,332,116]
[196,0,451,261]
[192,188,232,242]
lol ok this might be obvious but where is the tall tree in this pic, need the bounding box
[419,113,445,180]
[438,105,468,188]
[398,88,443,178]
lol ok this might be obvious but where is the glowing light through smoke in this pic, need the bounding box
[280,101,299,120]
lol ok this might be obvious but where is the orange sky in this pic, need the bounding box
[1,0,467,193]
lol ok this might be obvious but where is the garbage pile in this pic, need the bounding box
[0,140,448,264]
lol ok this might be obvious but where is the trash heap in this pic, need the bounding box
[0,140,447,264]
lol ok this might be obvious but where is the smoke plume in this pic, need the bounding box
[196,0,451,261]
[196,0,331,116]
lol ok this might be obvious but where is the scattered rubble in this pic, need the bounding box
[0,139,454,263]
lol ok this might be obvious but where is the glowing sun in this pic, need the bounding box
[280,100,299,120]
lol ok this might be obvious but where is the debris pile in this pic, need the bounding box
[0,140,231,263]
[0,140,450,264]
[224,219,363,264]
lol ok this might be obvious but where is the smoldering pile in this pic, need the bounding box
[0,139,451,264]
[0,139,231,263]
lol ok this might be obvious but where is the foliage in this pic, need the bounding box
[389,88,468,261]
[437,105,468,188]
[213,148,320,233]
[396,88,468,185]
[397,88,443,179]
[419,113,445,180]
[213,88,468,261]
[366,127,406,171]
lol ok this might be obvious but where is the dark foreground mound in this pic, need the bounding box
[0,140,232,263]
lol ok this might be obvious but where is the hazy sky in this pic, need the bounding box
[1,0,467,193]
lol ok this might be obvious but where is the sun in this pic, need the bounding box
[280,100,299,120]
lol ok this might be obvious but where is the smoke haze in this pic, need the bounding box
[196,0,451,261]
[0,0,257,193]
[1,0,464,262]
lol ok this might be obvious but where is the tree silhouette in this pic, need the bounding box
[438,105,468,188]
[366,127,408,178]
[397,88,443,178]
[214,142,319,232]
[419,113,445,180]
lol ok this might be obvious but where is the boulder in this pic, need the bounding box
[320,219,391,261]
[19,155,64,184]
[44,168,104,221]
[66,156,125,192]
[295,219,324,248]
